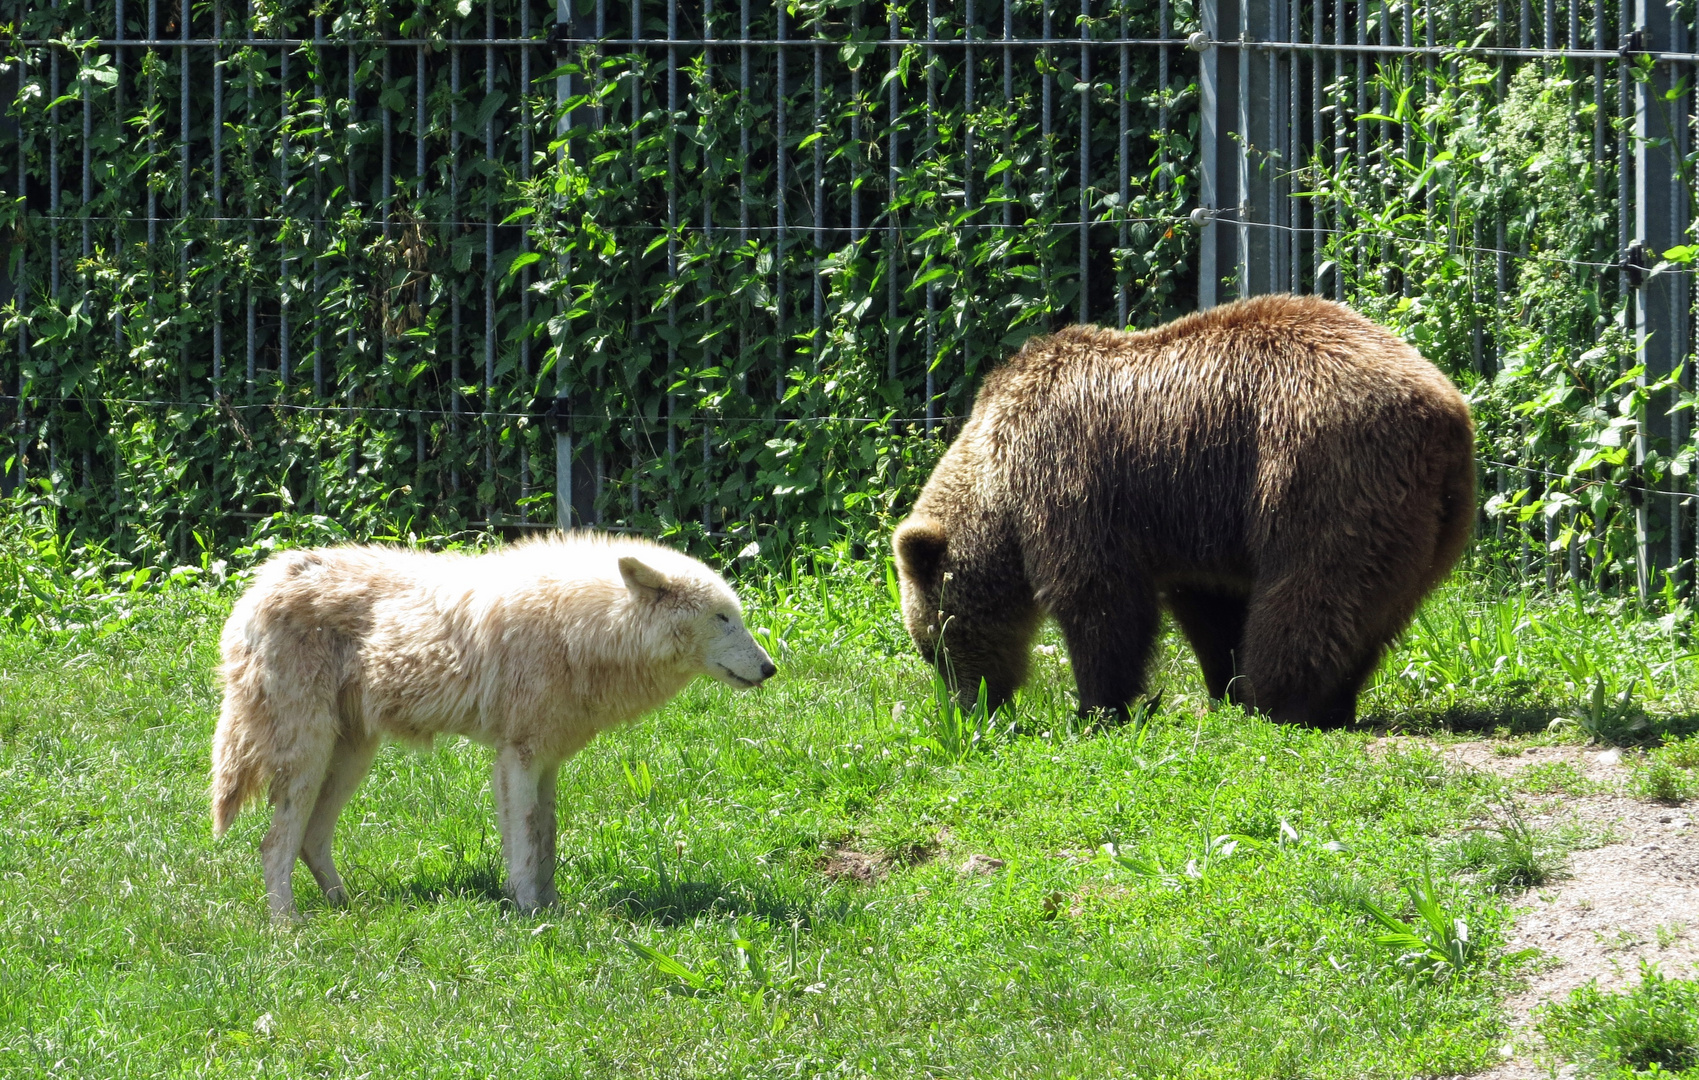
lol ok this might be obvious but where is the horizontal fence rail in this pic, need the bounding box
[3,0,1699,595]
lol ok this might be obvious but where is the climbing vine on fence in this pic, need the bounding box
[0,0,1200,565]
[11,0,1699,597]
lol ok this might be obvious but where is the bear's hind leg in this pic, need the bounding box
[1052,583,1162,722]
[1234,568,1408,727]
[1163,586,1250,701]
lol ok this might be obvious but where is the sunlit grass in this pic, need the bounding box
[2,549,1696,1077]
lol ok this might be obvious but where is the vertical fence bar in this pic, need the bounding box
[776,0,788,399]
[1117,3,1128,326]
[520,0,532,515]
[115,0,124,360]
[244,0,255,393]
[51,10,61,304]
[414,19,426,481]
[1197,0,1235,308]
[178,0,188,409]
[1236,0,1286,295]
[668,0,679,482]
[346,21,358,442]
[450,19,461,494]
[887,1,900,385]
[1159,0,1169,202]
[484,2,497,512]
[242,1,255,393]
[850,2,861,244]
[1314,0,1325,290]
[312,13,323,399]
[1077,0,1089,324]
[964,0,976,361]
[211,2,221,380]
[1332,0,1344,301]
[279,36,290,387]
[628,0,641,522]
[813,11,824,369]
[1042,0,1053,312]
[1003,0,1012,237]
[10,38,26,492]
[1632,0,1681,596]
[564,0,584,526]
[701,0,713,533]
[148,0,157,253]
[1291,0,1303,291]
[739,0,749,406]
[924,0,935,428]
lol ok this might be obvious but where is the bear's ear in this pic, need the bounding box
[619,556,671,599]
[893,516,949,586]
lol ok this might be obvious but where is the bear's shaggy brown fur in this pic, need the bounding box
[893,294,1475,727]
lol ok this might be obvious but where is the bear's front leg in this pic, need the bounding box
[1050,583,1161,722]
[493,745,561,912]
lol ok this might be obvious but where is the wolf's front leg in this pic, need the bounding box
[493,746,561,912]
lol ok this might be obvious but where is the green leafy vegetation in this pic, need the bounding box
[4,543,1607,1079]
[1630,735,1699,804]
[9,0,1694,602]
[1536,964,1699,1077]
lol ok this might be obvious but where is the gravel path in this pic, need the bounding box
[1392,741,1698,1079]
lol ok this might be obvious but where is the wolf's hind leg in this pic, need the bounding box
[259,717,337,919]
[299,730,381,907]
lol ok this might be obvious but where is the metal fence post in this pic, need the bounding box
[1633,0,1688,596]
[556,0,574,530]
[1197,0,1239,309]
[1236,0,1290,295]
[1,56,16,496]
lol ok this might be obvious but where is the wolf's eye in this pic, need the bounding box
[717,613,730,623]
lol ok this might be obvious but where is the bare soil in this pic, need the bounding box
[1384,740,1699,1079]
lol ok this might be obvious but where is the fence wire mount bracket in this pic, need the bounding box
[1187,31,1212,52]
[1624,241,1652,289]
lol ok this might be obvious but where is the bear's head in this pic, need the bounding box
[894,510,1041,714]
[892,514,950,665]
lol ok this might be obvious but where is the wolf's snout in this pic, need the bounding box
[759,660,777,681]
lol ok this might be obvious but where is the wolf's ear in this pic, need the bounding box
[619,556,671,599]
[893,516,949,586]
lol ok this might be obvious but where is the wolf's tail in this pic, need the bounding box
[210,607,276,837]
[210,687,268,837]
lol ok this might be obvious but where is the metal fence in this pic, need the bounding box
[3,0,1699,584]
[1193,0,1692,593]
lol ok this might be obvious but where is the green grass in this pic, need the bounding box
[3,549,1698,1077]
[1536,964,1699,1077]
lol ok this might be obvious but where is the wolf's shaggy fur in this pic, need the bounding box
[211,533,774,916]
[894,295,1475,727]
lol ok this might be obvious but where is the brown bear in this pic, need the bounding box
[892,294,1475,728]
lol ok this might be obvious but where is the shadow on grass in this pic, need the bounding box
[588,874,844,927]
[343,848,855,928]
[353,853,512,909]
[1363,705,1699,742]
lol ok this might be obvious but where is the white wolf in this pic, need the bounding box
[210,533,775,917]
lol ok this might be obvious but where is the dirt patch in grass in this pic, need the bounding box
[817,849,887,883]
[1385,740,1699,1079]
[815,837,940,884]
